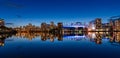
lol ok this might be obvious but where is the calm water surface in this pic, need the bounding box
[0,32,120,58]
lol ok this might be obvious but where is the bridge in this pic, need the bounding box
[62,22,86,37]
[62,22,86,32]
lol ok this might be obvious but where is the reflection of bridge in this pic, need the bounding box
[63,35,86,41]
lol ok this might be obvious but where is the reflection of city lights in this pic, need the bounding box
[92,33,96,38]
[75,35,85,37]
[0,43,4,46]
[88,32,91,35]
[64,35,85,38]
[64,35,85,41]
[88,32,96,38]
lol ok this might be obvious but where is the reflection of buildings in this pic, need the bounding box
[40,32,63,42]
[0,34,13,46]
[110,32,120,43]
[15,32,63,42]
[15,32,39,40]
[0,36,5,46]
[87,32,120,44]
[115,32,120,42]
[1,32,120,46]
[94,32,102,44]
[63,35,86,41]
[57,33,63,41]
[14,31,120,44]
[87,32,111,44]
[87,32,102,44]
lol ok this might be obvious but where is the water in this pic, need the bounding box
[0,32,120,58]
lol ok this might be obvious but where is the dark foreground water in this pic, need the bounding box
[0,32,120,58]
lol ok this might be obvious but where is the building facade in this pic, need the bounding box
[0,18,5,26]
[95,18,102,31]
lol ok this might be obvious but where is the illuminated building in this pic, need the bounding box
[50,21,56,29]
[109,16,120,31]
[114,20,120,31]
[14,23,41,32]
[0,18,5,26]
[102,23,110,31]
[57,22,63,29]
[95,18,102,31]
[88,21,95,31]
[109,19,114,27]
[57,22,63,34]
[41,22,47,31]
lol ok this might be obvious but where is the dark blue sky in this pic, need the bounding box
[0,0,120,26]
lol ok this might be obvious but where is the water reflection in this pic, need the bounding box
[15,32,63,42]
[0,34,13,46]
[1,32,120,46]
[87,32,120,44]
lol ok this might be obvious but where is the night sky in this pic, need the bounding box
[0,0,120,26]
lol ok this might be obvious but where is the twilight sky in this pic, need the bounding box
[0,0,120,26]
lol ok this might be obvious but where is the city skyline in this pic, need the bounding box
[1,0,120,58]
[0,0,120,26]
